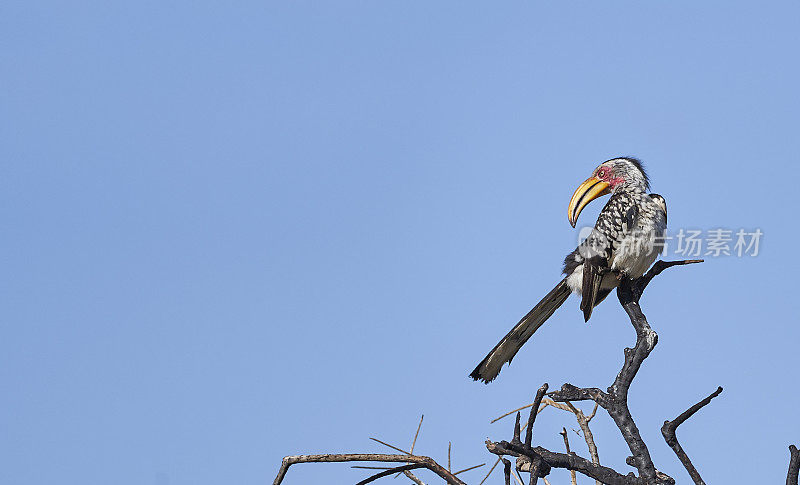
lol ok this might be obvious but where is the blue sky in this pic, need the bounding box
[2,2,798,484]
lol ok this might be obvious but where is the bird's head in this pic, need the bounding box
[567,157,649,227]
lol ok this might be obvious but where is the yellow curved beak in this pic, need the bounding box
[567,176,610,227]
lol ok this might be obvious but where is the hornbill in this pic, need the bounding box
[470,157,667,383]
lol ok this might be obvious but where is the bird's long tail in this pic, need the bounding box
[469,278,571,383]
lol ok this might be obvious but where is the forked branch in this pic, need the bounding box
[488,260,705,484]
[788,445,800,485]
[661,386,723,485]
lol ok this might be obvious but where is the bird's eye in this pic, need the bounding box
[597,169,605,178]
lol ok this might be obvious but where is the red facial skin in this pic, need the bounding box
[596,167,625,188]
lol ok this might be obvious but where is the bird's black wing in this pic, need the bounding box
[580,255,605,322]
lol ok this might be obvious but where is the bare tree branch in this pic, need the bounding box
[510,387,552,485]
[525,384,549,447]
[487,260,703,485]
[565,401,601,485]
[277,259,797,485]
[629,260,703,299]
[598,260,700,480]
[498,395,601,484]
[403,470,425,485]
[366,422,482,485]
[560,428,578,485]
[661,387,723,485]
[487,440,637,485]
[788,445,800,485]
[272,454,466,485]
[549,384,608,405]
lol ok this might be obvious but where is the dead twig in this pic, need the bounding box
[489,260,704,484]
[560,428,578,485]
[525,384,549,447]
[448,442,451,472]
[369,425,482,484]
[410,415,424,454]
[453,463,485,476]
[403,470,425,485]
[661,386,723,485]
[492,402,550,424]
[564,401,601,485]
[787,445,799,485]
[497,397,600,484]
[487,440,632,485]
[370,437,412,456]
[478,458,501,485]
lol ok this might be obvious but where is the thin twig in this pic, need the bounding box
[371,437,411,455]
[453,463,485,475]
[587,402,599,422]
[410,415,424,454]
[634,259,703,297]
[543,399,573,413]
[662,387,723,433]
[478,457,501,485]
[403,470,425,485]
[447,442,451,472]
[560,428,578,485]
[661,386,723,485]
[492,403,550,424]
[564,401,601,485]
[394,415,425,479]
